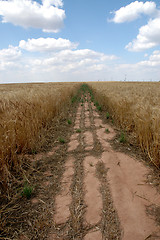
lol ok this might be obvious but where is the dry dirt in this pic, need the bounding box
[1,87,160,240]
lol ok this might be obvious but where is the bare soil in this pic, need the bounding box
[1,86,160,240]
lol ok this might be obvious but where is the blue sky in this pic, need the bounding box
[0,0,160,83]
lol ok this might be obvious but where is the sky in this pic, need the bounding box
[0,0,160,83]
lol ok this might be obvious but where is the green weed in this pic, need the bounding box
[95,101,99,107]
[106,112,110,119]
[119,132,126,143]
[32,149,37,154]
[71,95,77,103]
[76,129,81,133]
[105,128,110,133]
[68,120,72,125]
[59,137,65,143]
[21,183,33,199]
[91,97,94,102]
[97,106,102,111]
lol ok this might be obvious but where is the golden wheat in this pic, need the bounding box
[89,82,160,168]
[0,82,79,193]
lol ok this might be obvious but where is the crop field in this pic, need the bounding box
[89,81,160,168]
[0,82,160,239]
[0,82,80,195]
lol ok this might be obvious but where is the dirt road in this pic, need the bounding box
[47,90,160,240]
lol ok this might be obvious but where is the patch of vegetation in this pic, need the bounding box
[21,183,33,199]
[76,129,81,133]
[80,83,89,93]
[105,128,110,133]
[59,137,65,144]
[67,120,72,125]
[71,95,77,103]
[97,105,102,111]
[119,132,126,143]
[106,112,110,119]
[31,149,37,154]
[91,97,94,102]
[95,101,99,107]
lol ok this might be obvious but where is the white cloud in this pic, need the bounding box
[139,50,160,66]
[29,49,117,72]
[1,46,160,82]
[126,17,160,51]
[19,38,78,52]
[0,45,21,60]
[0,41,118,75]
[110,1,160,52]
[0,46,22,70]
[54,49,116,62]
[42,0,63,8]
[0,0,65,33]
[111,1,157,23]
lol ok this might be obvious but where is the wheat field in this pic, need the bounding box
[89,82,160,168]
[1,81,159,196]
[0,82,79,194]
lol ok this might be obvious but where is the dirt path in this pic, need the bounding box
[47,90,160,240]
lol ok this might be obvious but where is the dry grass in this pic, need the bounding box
[88,82,160,168]
[0,82,80,195]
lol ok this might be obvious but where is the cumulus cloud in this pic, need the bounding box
[53,49,116,62]
[0,0,65,32]
[110,1,160,52]
[19,38,79,52]
[139,50,160,66]
[126,17,160,51]
[0,45,22,70]
[29,49,117,72]
[42,0,63,8]
[0,40,118,74]
[1,44,160,82]
[111,1,157,23]
[0,45,21,61]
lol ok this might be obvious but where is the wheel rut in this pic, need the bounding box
[48,88,160,240]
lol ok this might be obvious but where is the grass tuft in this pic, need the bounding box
[76,129,81,133]
[106,112,110,119]
[67,120,72,125]
[59,137,65,144]
[105,128,110,133]
[119,132,126,143]
[21,183,33,199]
[97,105,102,111]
